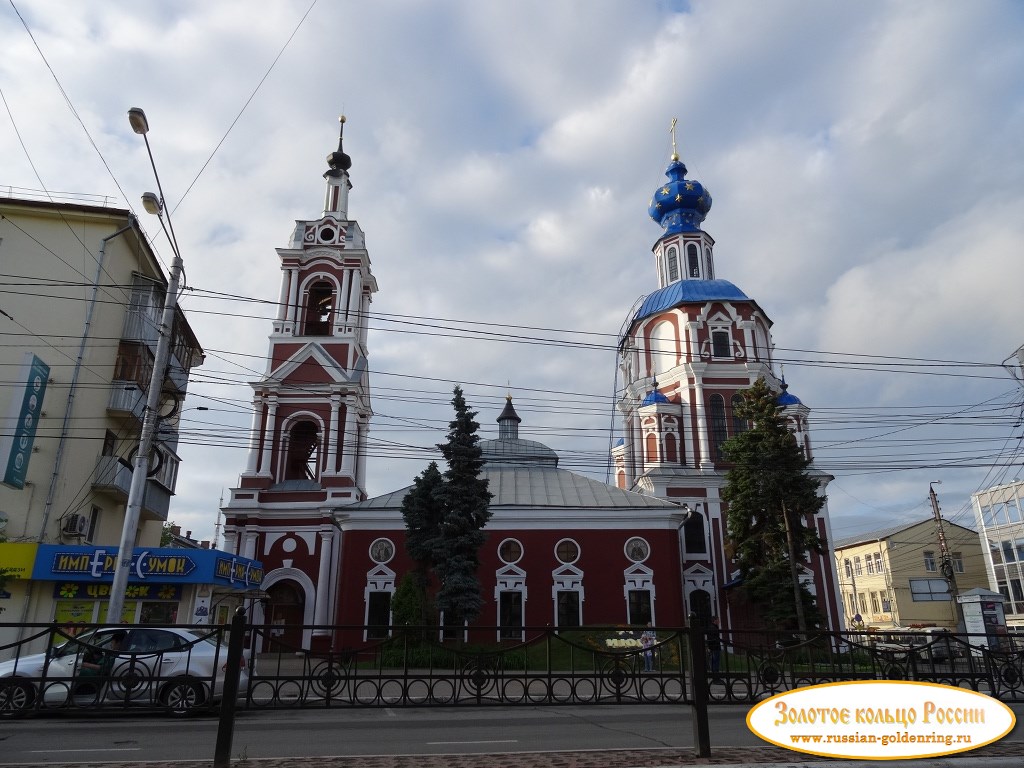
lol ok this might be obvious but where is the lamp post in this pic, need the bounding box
[107,107,186,623]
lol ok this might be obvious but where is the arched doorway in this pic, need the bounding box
[265,581,305,651]
[690,588,713,627]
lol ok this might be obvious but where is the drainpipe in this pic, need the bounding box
[38,216,137,541]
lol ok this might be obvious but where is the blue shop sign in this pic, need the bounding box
[33,546,264,590]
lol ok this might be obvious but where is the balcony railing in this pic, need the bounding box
[91,456,171,521]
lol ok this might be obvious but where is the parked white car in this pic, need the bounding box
[0,626,248,717]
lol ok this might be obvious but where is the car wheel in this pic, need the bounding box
[0,679,36,718]
[160,677,205,715]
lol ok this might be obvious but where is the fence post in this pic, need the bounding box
[214,607,247,768]
[687,614,711,758]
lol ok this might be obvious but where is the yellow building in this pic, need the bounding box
[833,519,988,630]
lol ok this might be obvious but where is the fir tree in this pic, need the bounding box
[721,377,825,631]
[398,461,445,625]
[434,386,493,624]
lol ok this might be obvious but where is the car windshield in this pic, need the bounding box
[52,630,116,658]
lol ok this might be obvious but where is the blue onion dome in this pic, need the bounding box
[777,379,802,407]
[641,379,670,406]
[648,157,711,234]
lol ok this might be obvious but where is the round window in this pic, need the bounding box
[555,538,580,565]
[369,538,395,564]
[317,225,336,242]
[624,537,650,563]
[498,538,523,564]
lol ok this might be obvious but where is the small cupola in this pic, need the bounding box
[323,115,353,218]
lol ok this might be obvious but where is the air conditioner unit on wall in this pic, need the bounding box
[62,514,87,536]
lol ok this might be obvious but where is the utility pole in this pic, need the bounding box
[929,481,965,631]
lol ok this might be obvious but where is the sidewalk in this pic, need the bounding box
[3,740,1021,768]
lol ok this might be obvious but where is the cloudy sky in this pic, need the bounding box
[3,0,1023,546]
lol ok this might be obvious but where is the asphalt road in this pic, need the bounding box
[1,703,1021,764]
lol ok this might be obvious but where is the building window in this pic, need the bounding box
[624,537,650,563]
[498,591,523,640]
[924,551,937,572]
[866,557,875,575]
[870,592,880,613]
[556,591,581,627]
[666,247,679,282]
[882,596,892,612]
[628,590,652,625]
[711,330,731,359]
[854,556,862,576]
[705,247,714,279]
[498,538,523,565]
[683,512,707,554]
[556,539,580,565]
[844,559,852,579]
[113,341,155,388]
[1007,499,1023,523]
[951,552,964,573]
[1002,540,1017,563]
[366,592,391,639]
[687,243,700,277]
[873,553,884,574]
[910,578,951,602]
[709,394,728,461]
[857,593,868,614]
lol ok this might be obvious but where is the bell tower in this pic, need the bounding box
[221,118,377,649]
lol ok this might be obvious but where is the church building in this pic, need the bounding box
[221,120,843,650]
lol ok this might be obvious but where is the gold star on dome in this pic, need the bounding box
[675,194,683,202]
[655,202,662,209]
[660,186,670,196]
[685,182,695,191]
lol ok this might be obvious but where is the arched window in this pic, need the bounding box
[705,247,714,279]
[303,281,334,336]
[687,243,700,277]
[645,432,658,463]
[709,394,728,461]
[667,246,679,282]
[731,394,748,436]
[664,432,678,463]
[651,320,675,376]
[284,419,321,481]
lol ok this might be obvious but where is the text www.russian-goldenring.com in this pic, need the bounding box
[790,732,972,747]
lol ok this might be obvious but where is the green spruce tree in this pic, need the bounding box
[399,461,445,624]
[721,377,825,631]
[434,386,492,624]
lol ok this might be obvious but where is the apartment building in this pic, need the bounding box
[833,518,988,630]
[971,479,1024,629]
[0,196,258,643]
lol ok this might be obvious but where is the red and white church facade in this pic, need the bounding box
[221,122,843,650]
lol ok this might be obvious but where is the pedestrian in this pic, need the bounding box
[706,617,721,674]
[641,623,656,672]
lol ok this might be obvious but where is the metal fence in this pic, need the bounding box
[3,620,1023,720]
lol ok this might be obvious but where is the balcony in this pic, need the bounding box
[107,381,146,420]
[92,455,171,521]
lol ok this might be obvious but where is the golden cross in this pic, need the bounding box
[669,117,679,160]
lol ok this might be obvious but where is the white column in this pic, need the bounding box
[340,398,357,476]
[258,397,279,477]
[276,269,290,321]
[242,529,258,560]
[221,530,238,555]
[347,270,362,322]
[286,269,300,330]
[693,381,712,467]
[244,395,263,475]
[313,528,335,634]
[356,418,368,491]
[339,269,352,324]
[324,393,341,475]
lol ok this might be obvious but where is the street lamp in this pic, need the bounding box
[107,107,187,623]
